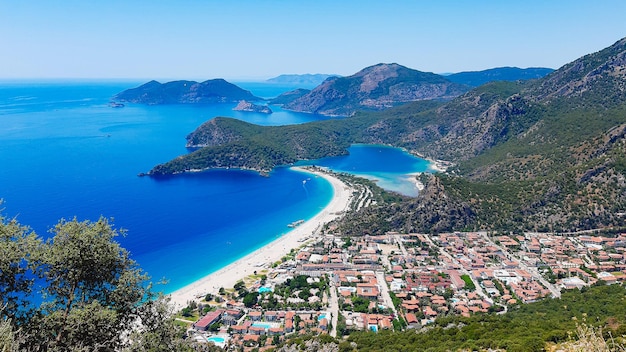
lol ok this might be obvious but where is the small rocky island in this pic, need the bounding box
[233,100,272,114]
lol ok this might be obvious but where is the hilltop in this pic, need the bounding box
[282,63,469,116]
[113,79,261,104]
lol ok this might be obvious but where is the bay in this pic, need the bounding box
[299,144,433,197]
[0,80,333,293]
[0,80,430,294]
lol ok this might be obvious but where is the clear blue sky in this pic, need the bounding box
[1,0,625,80]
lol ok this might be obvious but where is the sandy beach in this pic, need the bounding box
[168,166,353,309]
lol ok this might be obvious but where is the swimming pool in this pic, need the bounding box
[251,322,279,329]
[207,336,225,344]
[258,286,272,293]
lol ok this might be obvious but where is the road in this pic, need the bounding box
[393,235,409,257]
[376,271,398,318]
[328,278,339,337]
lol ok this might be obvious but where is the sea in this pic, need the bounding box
[0,80,431,293]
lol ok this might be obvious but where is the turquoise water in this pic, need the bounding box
[0,81,431,294]
[299,144,432,196]
[251,322,274,329]
[258,286,272,293]
[207,336,225,343]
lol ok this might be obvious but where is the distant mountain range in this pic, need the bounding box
[147,36,626,233]
[266,74,339,86]
[113,79,260,104]
[114,67,553,116]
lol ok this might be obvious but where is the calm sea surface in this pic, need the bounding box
[0,80,430,293]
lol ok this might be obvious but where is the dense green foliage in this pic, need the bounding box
[148,100,441,175]
[0,212,205,352]
[272,284,624,352]
[346,284,626,352]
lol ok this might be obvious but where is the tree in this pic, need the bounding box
[0,213,204,351]
[125,295,200,352]
[28,217,149,350]
[243,292,259,308]
[0,213,42,325]
[0,310,19,352]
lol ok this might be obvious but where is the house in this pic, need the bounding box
[405,313,419,327]
[268,327,283,336]
[265,311,279,321]
[319,318,328,331]
[231,325,248,334]
[356,284,380,301]
[194,310,223,331]
[248,326,266,335]
[284,311,295,333]
[243,334,260,344]
[248,311,262,321]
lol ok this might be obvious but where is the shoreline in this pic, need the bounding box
[168,166,353,309]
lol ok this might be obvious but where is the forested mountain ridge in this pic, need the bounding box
[338,37,626,233]
[446,66,553,87]
[148,37,626,232]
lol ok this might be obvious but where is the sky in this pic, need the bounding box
[1,0,625,80]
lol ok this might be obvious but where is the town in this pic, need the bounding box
[178,230,626,350]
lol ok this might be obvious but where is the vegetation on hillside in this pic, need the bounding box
[147,37,626,232]
[273,284,626,352]
[0,212,214,351]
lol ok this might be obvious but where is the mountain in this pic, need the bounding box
[268,88,311,105]
[113,79,261,104]
[146,37,626,232]
[339,37,626,233]
[446,67,554,87]
[282,63,470,116]
[266,74,340,86]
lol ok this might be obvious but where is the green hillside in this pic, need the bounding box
[148,37,626,233]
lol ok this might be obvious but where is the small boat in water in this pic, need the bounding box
[288,219,305,228]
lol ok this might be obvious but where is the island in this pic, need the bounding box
[113,79,262,105]
[233,100,272,114]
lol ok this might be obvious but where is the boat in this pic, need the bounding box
[109,101,125,108]
[287,219,305,228]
